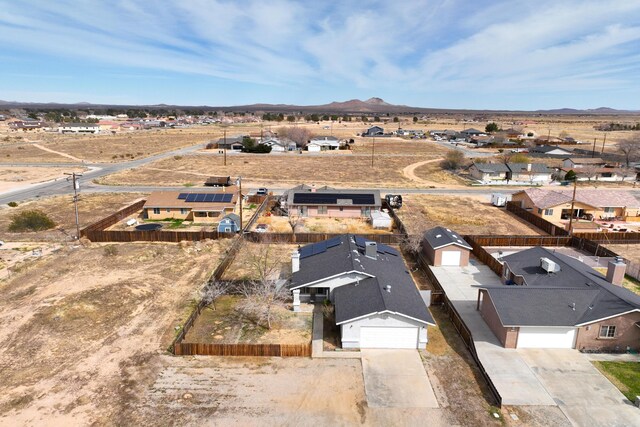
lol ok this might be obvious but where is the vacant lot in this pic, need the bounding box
[603,244,640,264]
[0,144,76,163]
[0,241,222,425]
[397,194,544,235]
[253,214,393,234]
[184,295,312,344]
[0,192,146,242]
[99,152,444,188]
[0,165,87,193]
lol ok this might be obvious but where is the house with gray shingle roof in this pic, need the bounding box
[469,162,553,184]
[477,247,640,351]
[288,234,435,349]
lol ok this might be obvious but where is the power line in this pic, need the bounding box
[64,172,82,239]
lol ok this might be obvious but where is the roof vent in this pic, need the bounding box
[540,257,560,273]
[435,234,442,238]
[365,241,377,259]
[570,302,576,311]
[385,285,392,293]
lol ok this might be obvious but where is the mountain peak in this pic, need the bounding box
[364,97,389,105]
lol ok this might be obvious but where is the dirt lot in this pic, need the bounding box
[0,143,77,163]
[98,148,450,189]
[222,242,297,281]
[253,214,393,234]
[397,194,544,236]
[0,241,223,425]
[184,295,312,344]
[0,192,146,242]
[0,165,88,193]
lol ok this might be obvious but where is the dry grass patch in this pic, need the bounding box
[253,215,392,234]
[397,194,544,235]
[222,243,297,281]
[0,241,222,423]
[351,138,450,155]
[412,161,471,185]
[602,244,640,264]
[99,152,437,188]
[0,144,76,163]
[0,192,146,242]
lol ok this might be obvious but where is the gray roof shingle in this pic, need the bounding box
[424,226,472,250]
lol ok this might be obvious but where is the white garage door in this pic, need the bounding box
[517,327,577,349]
[441,250,461,266]
[360,326,418,349]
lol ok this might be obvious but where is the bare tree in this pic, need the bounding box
[287,211,302,235]
[200,280,228,310]
[617,138,639,167]
[441,149,465,170]
[277,126,314,148]
[619,167,634,182]
[400,233,424,254]
[581,164,600,182]
[236,243,289,329]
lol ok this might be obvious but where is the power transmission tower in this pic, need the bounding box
[65,172,82,239]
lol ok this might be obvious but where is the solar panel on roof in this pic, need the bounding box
[299,245,314,259]
[185,194,197,202]
[326,236,342,248]
[292,193,375,205]
[196,194,206,202]
[178,193,188,199]
[221,194,233,203]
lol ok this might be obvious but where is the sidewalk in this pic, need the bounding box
[311,307,361,359]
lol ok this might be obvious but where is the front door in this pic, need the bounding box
[300,206,307,217]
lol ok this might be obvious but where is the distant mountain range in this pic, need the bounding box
[0,97,637,115]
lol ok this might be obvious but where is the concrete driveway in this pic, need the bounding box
[519,349,640,427]
[361,349,438,408]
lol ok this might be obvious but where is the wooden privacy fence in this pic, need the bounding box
[246,232,404,244]
[465,236,504,276]
[506,201,568,236]
[467,235,571,247]
[83,229,235,242]
[571,232,640,244]
[81,199,147,233]
[242,195,272,232]
[174,342,311,357]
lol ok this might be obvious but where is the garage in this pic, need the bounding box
[360,326,419,349]
[517,327,577,349]
[441,250,462,266]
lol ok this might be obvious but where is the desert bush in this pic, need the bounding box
[103,245,118,256]
[8,210,56,232]
[441,149,465,170]
[7,201,18,207]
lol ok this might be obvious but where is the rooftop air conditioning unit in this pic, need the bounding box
[540,257,560,273]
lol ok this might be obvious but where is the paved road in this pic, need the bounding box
[0,143,206,204]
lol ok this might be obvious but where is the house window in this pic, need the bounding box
[544,209,553,216]
[339,207,344,212]
[180,208,188,215]
[604,207,615,213]
[538,208,543,214]
[361,207,371,216]
[166,208,171,213]
[318,206,327,214]
[599,325,616,338]
[153,208,160,215]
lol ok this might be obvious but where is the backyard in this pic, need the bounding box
[183,295,312,345]
[221,242,297,281]
[396,194,545,236]
[251,214,394,234]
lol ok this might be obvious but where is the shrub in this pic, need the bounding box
[565,170,577,181]
[103,245,118,256]
[441,149,465,170]
[7,201,18,207]
[8,210,56,232]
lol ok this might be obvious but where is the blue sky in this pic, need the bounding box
[1,0,639,110]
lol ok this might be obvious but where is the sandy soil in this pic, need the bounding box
[253,215,393,234]
[0,166,87,193]
[0,193,147,242]
[0,241,222,425]
[602,244,640,264]
[0,241,61,281]
[0,144,76,164]
[397,194,544,236]
[222,243,298,281]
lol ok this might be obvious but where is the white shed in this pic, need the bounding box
[370,210,392,228]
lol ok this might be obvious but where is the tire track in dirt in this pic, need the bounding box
[402,158,445,186]
[32,144,84,162]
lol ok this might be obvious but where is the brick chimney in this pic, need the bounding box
[606,256,626,286]
[291,249,300,273]
[365,241,377,259]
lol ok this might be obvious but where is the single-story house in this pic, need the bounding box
[478,247,640,351]
[422,226,472,267]
[143,190,238,223]
[215,136,245,151]
[511,188,640,222]
[9,120,46,130]
[562,157,607,169]
[363,126,384,137]
[283,185,380,218]
[217,213,241,233]
[506,163,553,183]
[531,145,572,156]
[307,136,340,152]
[288,234,435,349]
[469,163,510,181]
[59,123,100,134]
[461,128,485,137]
[560,167,631,182]
[259,137,297,152]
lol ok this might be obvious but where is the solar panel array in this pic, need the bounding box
[292,193,375,205]
[354,236,399,256]
[177,193,234,203]
[299,236,342,259]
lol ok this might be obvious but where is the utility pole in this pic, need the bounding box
[236,176,243,231]
[567,178,578,236]
[371,135,375,167]
[65,172,82,239]
[591,137,597,158]
[223,129,227,166]
[601,132,607,154]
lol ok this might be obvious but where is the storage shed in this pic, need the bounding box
[422,226,472,267]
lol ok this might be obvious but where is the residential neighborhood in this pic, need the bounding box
[2,2,640,425]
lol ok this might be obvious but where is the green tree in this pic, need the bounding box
[373,116,380,122]
[287,115,295,122]
[393,117,399,123]
[564,170,577,181]
[361,115,368,122]
[441,150,465,170]
[413,116,418,123]
[485,122,500,133]
[27,112,39,120]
